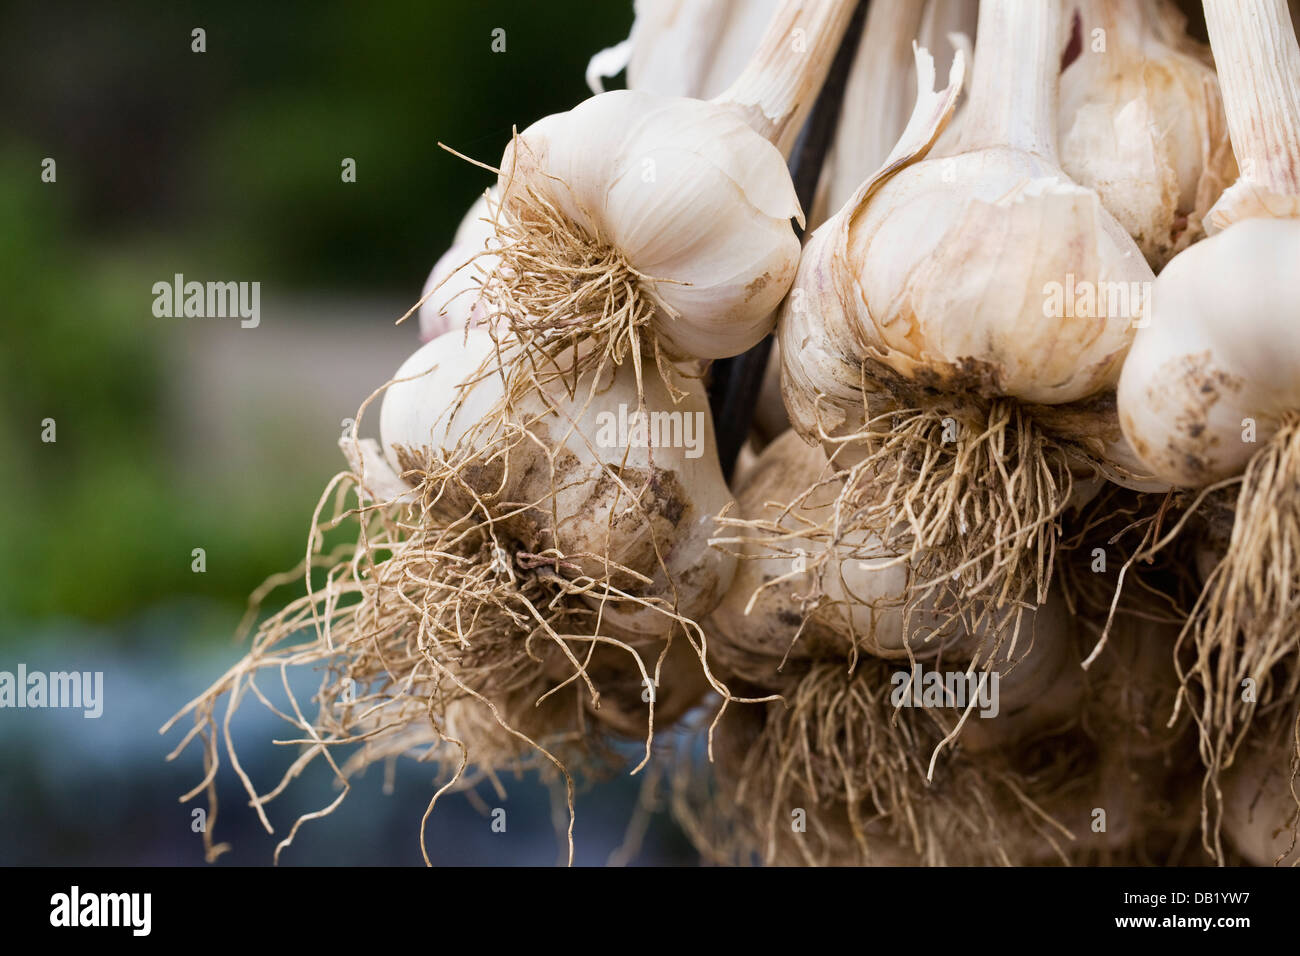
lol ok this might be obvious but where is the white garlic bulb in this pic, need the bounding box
[498,90,803,360]
[708,431,972,674]
[1118,217,1300,486]
[417,193,499,343]
[379,328,736,636]
[492,1,854,366]
[783,0,1153,427]
[1059,0,1236,269]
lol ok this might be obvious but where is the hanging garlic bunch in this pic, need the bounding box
[1059,0,1237,269]
[779,0,1158,624]
[1116,0,1300,859]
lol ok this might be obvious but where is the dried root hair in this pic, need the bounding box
[775,377,1092,667]
[434,140,690,414]
[1084,415,1300,861]
[164,381,736,865]
[678,656,1097,866]
[710,479,972,680]
[1175,415,1300,861]
[709,422,1058,704]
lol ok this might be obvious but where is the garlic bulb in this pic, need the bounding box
[779,0,1156,621]
[1115,1,1300,861]
[1117,0,1300,486]
[417,193,498,342]
[833,1,1149,406]
[497,92,802,361]
[708,431,972,680]
[491,0,853,373]
[433,1,778,347]
[707,430,1083,766]
[379,327,736,637]
[1118,218,1300,487]
[1221,729,1300,866]
[588,0,780,100]
[1058,0,1236,270]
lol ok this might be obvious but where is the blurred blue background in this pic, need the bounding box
[0,0,702,865]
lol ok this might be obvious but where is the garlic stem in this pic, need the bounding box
[824,0,926,211]
[714,0,857,154]
[957,0,1060,158]
[1203,0,1300,198]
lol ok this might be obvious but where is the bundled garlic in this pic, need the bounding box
[1059,0,1236,270]
[779,0,1155,622]
[1116,0,1300,859]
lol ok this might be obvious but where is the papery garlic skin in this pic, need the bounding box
[1059,0,1236,270]
[418,194,498,342]
[1203,0,1300,231]
[499,90,802,360]
[786,1,1152,415]
[1117,218,1300,487]
[809,0,928,231]
[810,0,976,231]
[379,328,737,635]
[841,156,1149,404]
[618,0,780,100]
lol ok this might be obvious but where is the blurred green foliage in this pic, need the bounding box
[0,1,632,628]
[0,149,315,625]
